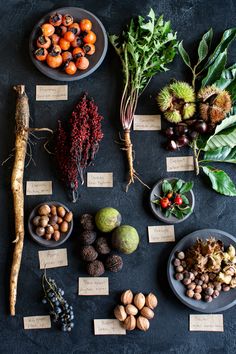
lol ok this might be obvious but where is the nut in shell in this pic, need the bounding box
[38,204,51,216]
[145,293,158,309]
[123,315,136,331]
[114,305,127,322]
[121,290,133,305]
[140,306,154,320]
[125,304,138,316]
[137,316,150,331]
[134,293,145,310]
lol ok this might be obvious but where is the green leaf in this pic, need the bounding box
[203,146,236,163]
[178,41,191,69]
[204,28,236,69]
[202,28,213,49]
[162,180,172,194]
[179,181,194,194]
[214,114,236,135]
[204,124,236,151]
[164,209,171,218]
[181,195,190,205]
[152,199,160,205]
[202,166,236,196]
[202,50,227,87]
[198,38,208,63]
[177,205,192,214]
[172,179,184,192]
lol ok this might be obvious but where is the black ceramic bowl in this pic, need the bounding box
[167,229,236,313]
[149,177,195,224]
[28,201,73,248]
[29,7,108,81]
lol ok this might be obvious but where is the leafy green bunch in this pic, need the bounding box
[179,28,236,196]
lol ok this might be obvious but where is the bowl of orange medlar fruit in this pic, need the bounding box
[29,7,108,81]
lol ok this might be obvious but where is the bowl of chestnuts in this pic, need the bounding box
[28,202,73,247]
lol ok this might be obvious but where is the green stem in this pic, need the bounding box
[193,139,200,175]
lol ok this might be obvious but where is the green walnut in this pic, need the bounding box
[112,225,139,254]
[95,207,121,233]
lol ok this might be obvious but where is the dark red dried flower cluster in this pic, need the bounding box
[55,93,103,202]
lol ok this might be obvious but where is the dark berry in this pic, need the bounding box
[165,127,175,138]
[194,120,208,134]
[166,140,178,151]
[177,135,189,147]
[189,130,198,140]
[175,123,188,135]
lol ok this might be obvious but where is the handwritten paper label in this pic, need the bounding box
[148,225,175,243]
[189,314,224,332]
[26,181,52,195]
[133,115,161,130]
[36,85,68,101]
[79,277,109,295]
[23,316,51,330]
[166,156,194,172]
[38,248,68,269]
[94,319,126,335]
[87,173,113,188]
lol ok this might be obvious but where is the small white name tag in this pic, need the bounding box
[166,156,194,172]
[189,314,224,332]
[78,277,109,296]
[133,115,161,131]
[26,181,52,195]
[148,225,175,243]
[36,85,68,101]
[87,173,113,188]
[38,248,68,269]
[94,319,126,335]
[23,316,51,330]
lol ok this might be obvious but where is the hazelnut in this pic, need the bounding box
[57,217,63,224]
[187,282,196,290]
[202,283,208,290]
[136,316,150,331]
[186,289,194,298]
[60,221,69,233]
[189,272,195,280]
[201,274,209,283]
[53,224,59,231]
[125,304,138,316]
[36,227,45,237]
[183,278,191,286]
[123,315,136,331]
[39,216,49,228]
[195,285,202,293]
[38,204,51,216]
[64,211,73,223]
[140,306,154,320]
[176,265,184,273]
[222,285,230,292]
[45,225,54,235]
[50,205,57,215]
[145,293,158,309]
[173,258,181,267]
[121,290,133,305]
[53,231,61,241]
[114,305,127,322]
[212,290,220,298]
[175,273,184,281]
[45,233,52,240]
[181,260,187,268]
[32,216,41,226]
[193,293,201,300]
[57,206,66,218]
[176,251,185,260]
[214,283,222,292]
[204,287,214,296]
[134,293,145,310]
[49,215,58,225]
[204,295,213,302]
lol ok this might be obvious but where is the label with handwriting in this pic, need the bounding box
[94,319,126,335]
[23,316,51,330]
[78,277,109,296]
[133,114,161,131]
[148,225,175,243]
[38,248,68,269]
[36,85,68,101]
[26,181,52,195]
[166,156,194,172]
[87,173,113,188]
[189,314,224,332]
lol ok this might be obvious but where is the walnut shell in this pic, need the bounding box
[125,304,138,316]
[123,315,136,331]
[145,293,158,309]
[121,290,133,305]
[136,316,150,331]
[133,293,145,310]
[114,305,127,322]
[140,306,154,320]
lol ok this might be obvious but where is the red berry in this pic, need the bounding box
[174,195,183,205]
[160,197,170,209]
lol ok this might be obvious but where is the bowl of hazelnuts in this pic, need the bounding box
[28,202,73,247]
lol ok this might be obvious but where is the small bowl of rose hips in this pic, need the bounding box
[29,7,108,81]
[150,178,195,224]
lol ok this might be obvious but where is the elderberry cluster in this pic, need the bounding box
[42,273,74,332]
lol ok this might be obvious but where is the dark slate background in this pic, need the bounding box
[0,0,236,353]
